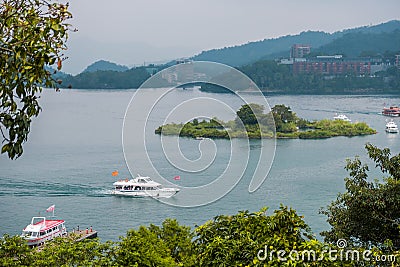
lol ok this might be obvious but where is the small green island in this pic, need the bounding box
[155,104,376,139]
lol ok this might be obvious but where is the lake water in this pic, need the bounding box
[0,89,399,241]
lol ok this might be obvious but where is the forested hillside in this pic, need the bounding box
[57,20,400,92]
[83,60,129,73]
[192,20,400,66]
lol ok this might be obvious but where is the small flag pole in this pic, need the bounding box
[46,205,56,217]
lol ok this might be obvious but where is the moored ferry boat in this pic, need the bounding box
[382,106,400,117]
[386,120,399,133]
[112,175,180,198]
[21,217,67,247]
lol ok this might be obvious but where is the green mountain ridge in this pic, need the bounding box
[67,20,400,75]
[192,20,400,66]
[60,67,151,89]
[314,30,400,57]
[57,20,400,91]
[83,60,129,73]
[192,31,334,66]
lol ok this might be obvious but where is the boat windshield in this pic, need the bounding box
[22,231,38,238]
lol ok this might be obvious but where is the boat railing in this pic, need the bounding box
[31,217,46,225]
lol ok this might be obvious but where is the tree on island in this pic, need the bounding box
[271,104,300,133]
[321,144,400,249]
[0,0,72,159]
[235,103,265,125]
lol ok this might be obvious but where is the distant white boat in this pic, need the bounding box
[333,114,351,122]
[112,175,180,198]
[385,120,399,133]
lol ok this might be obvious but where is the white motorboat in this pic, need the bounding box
[385,120,399,133]
[112,175,180,198]
[333,114,351,122]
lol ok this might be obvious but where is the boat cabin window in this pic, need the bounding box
[27,232,37,237]
[22,231,38,237]
[138,179,145,183]
[40,232,45,236]
[115,186,122,190]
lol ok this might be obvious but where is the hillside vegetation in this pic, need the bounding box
[83,60,129,73]
[192,20,400,66]
[58,20,400,92]
[234,60,400,94]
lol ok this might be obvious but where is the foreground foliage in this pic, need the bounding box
[194,206,349,266]
[321,144,400,249]
[0,0,72,159]
[1,204,398,266]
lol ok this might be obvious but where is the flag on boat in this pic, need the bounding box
[174,175,181,180]
[112,170,119,177]
[46,205,55,212]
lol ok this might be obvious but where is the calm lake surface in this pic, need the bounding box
[0,89,399,241]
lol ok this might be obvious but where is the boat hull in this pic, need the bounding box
[386,128,399,133]
[111,189,179,198]
[382,113,400,117]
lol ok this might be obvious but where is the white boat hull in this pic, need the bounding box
[386,128,399,133]
[111,188,179,198]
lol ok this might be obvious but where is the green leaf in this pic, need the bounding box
[1,144,10,154]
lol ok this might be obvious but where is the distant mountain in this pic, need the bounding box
[313,29,400,57]
[46,66,72,82]
[192,31,334,66]
[341,20,400,35]
[83,60,129,73]
[59,67,151,89]
[61,20,400,92]
[192,20,400,66]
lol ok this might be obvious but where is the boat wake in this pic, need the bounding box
[0,178,112,197]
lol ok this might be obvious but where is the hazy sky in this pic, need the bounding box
[63,0,400,74]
